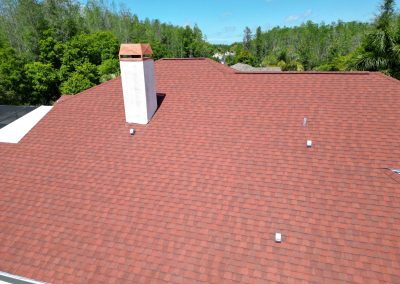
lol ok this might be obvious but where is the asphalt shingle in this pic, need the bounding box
[0,58,399,283]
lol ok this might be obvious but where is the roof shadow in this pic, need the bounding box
[156,93,166,112]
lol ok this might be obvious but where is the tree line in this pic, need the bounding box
[0,0,212,105]
[222,0,400,78]
[0,0,399,106]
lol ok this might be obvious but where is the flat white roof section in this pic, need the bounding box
[0,271,48,284]
[0,106,52,143]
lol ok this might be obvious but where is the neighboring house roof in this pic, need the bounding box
[0,105,38,129]
[213,52,235,60]
[231,62,282,72]
[1,58,400,283]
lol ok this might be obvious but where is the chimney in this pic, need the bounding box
[119,44,157,124]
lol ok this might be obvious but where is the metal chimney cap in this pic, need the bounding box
[119,44,153,61]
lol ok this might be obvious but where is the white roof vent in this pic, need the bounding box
[307,140,313,148]
[129,128,136,136]
[275,232,282,243]
[303,117,308,127]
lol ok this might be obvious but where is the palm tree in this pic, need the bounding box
[351,0,400,78]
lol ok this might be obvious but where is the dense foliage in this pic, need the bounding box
[224,0,400,77]
[0,0,398,106]
[224,21,371,71]
[350,0,400,78]
[0,0,212,105]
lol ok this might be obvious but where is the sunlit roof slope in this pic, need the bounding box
[0,58,399,283]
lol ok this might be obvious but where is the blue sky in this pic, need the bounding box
[117,0,390,44]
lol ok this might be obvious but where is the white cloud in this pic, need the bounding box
[221,11,232,18]
[224,26,237,33]
[285,15,300,22]
[304,9,312,17]
[285,9,313,23]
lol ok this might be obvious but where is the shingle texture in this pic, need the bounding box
[1,58,400,283]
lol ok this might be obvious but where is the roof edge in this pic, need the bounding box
[234,71,371,75]
[373,71,400,84]
[54,77,121,107]
[157,58,207,61]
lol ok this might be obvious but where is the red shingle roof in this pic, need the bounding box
[1,58,400,283]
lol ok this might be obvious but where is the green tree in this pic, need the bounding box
[240,20,371,72]
[0,47,28,104]
[350,0,400,78]
[61,60,98,94]
[243,27,252,50]
[255,26,263,65]
[0,0,47,58]
[42,0,82,42]
[274,49,303,71]
[25,61,59,104]
[58,31,118,89]
[38,33,63,68]
[0,0,214,104]
[236,49,255,65]
[98,58,119,82]
[191,24,212,57]
[261,54,278,67]
[60,73,94,95]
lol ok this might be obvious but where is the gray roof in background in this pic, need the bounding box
[231,63,281,72]
[0,105,38,129]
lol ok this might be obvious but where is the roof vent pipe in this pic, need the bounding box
[303,117,308,127]
[275,232,282,243]
[307,140,313,148]
[119,44,157,125]
[391,169,400,174]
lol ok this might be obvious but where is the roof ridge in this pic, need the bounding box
[234,71,371,75]
[203,58,236,74]
[372,71,400,84]
[54,77,121,106]
[157,58,207,61]
[54,94,75,105]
